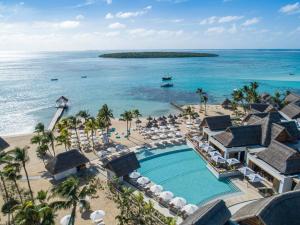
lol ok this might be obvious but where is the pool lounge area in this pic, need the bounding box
[136,145,240,205]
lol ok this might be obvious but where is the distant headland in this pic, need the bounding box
[99,52,219,58]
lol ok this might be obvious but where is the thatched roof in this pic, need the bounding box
[56,96,68,102]
[214,125,261,148]
[232,190,300,225]
[103,152,140,177]
[221,98,231,108]
[281,101,300,120]
[46,149,89,175]
[249,103,270,113]
[180,200,231,225]
[200,115,232,131]
[243,112,269,124]
[260,93,272,103]
[285,93,300,104]
[0,137,9,151]
[276,121,300,141]
[257,140,300,175]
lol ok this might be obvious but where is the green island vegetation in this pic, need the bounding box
[99,51,218,58]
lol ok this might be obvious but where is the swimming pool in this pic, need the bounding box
[137,145,239,205]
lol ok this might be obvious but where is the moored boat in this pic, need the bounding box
[161,83,174,88]
[51,78,58,81]
[81,75,87,78]
[162,76,172,81]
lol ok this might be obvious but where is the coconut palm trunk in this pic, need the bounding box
[13,179,23,204]
[0,174,9,202]
[22,161,34,201]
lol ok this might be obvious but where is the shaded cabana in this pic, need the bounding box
[232,190,300,225]
[103,152,140,180]
[56,96,69,108]
[200,115,232,140]
[46,149,89,180]
[180,200,231,225]
[221,98,232,109]
[0,136,9,151]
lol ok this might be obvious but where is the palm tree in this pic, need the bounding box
[76,110,90,124]
[84,117,97,151]
[36,144,49,165]
[196,88,205,111]
[13,200,40,225]
[12,147,34,201]
[56,129,71,151]
[34,122,45,135]
[44,131,56,156]
[2,164,23,204]
[120,111,133,137]
[232,89,246,113]
[0,152,13,202]
[231,101,239,117]
[67,116,81,151]
[183,106,195,122]
[97,104,114,134]
[51,177,97,225]
[203,94,208,115]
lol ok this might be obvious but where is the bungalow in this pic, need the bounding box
[280,100,300,121]
[180,200,231,225]
[249,103,276,114]
[0,136,9,151]
[232,190,300,225]
[103,152,140,181]
[284,92,300,104]
[200,115,232,141]
[45,149,89,180]
[56,96,68,108]
[221,98,232,109]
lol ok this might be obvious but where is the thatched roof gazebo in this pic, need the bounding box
[232,190,300,225]
[200,115,232,132]
[180,200,231,225]
[221,98,232,109]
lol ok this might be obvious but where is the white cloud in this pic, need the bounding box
[106,0,112,4]
[115,5,152,19]
[76,14,85,20]
[128,28,183,38]
[200,16,243,25]
[105,31,120,37]
[108,22,126,29]
[105,13,114,19]
[58,20,80,29]
[32,20,80,29]
[75,0,97,8]
[205,26,225,35]
[242,17,260,26]
[279,2,300,14]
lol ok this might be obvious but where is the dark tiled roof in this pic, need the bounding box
[214,125,262,147]
[285,93,300,104]
[257,140,300,175]
[180,200,231,225]
[232,190,300,225]
[200,115,232,131]
[45,149,89,175]
[103,152,140,177]
[56,96,69,102]
[281,101,300,120]
[0,137,9,151]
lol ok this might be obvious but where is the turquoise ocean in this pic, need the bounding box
[0,49,300,135]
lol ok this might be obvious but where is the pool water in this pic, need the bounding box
[137,146,239,205]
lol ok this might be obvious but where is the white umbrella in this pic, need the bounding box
[204,145,214,152]
[175,132,182,137]
[247,173,263,183]
[97,151,107,158]
[159,191,174,201]
[181,204,198,215]
[90,210,105,223]
[212,155,226,164]
[151,135,159,140]
[107,147,116,152]
[226,158,240,166]
[150,184,163,195]
[209,151,221,158]
[129,171,141,179]
[170,197,187,209]
[60,215,71,225]
[238,167,254,176]
[160,134,167,139]
[167,133,174,138]
[137,176,150,185]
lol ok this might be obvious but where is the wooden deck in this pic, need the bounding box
[48,107,65,131]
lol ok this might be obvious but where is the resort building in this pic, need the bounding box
[103,152,140,181]
[181,200,231,225]
[249,103,275,114]
[232,190,300,225]
[45,149,89,180]
[280,100,300,121]
[200,115,232,141]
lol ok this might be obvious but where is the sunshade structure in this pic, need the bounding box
[170,197,187,209]
[209,151,221,158]
[226,158,240,166]
[129,171,141,179]
[159,191,174,201]
[238,167,254,176]
[137,176,150,185]
[90,210,105,223]
[181,204,198,215]
[212,155,226,164]
[60,215,71,225]
[247,173,263,183]
[150,184,163,195]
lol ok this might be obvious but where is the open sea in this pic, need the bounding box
[1,49,300,136]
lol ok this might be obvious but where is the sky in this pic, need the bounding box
[0,0,300,51]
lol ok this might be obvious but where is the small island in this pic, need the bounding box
[99,52,218,58]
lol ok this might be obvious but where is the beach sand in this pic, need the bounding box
[0,104,235,224]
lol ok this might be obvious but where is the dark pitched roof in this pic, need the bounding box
[200,115,232,131]
[249,103,270,113]
[214,125,262,148]
[45,149,89,175]
[180,200,231,225]
[103,152,140,177]
[285,93,300,104]
[294,182,300,191]
[221,99,231,107]
[232,190,300,225]
[243,112,269,124]
[260,93,272,103]
[281,101,300,120]
[56,96,68,102]
[277,121,300,141]
[257,140,300,175]
[0,137,9,151]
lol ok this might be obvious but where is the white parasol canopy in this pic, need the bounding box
[129,171,141,179]
[247,173,263,183]
[209,151,221,158]
[226,158,240,166]
[181,204,198,215]
[170,197,187,209]
[238,167,254,176]
[159,191,174,201]
[137,176,150,185]
[107,147,116,152]
[60,215,71,225]
[90,210,105,223]
[150,184,163,194]
[212,155,226,164]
